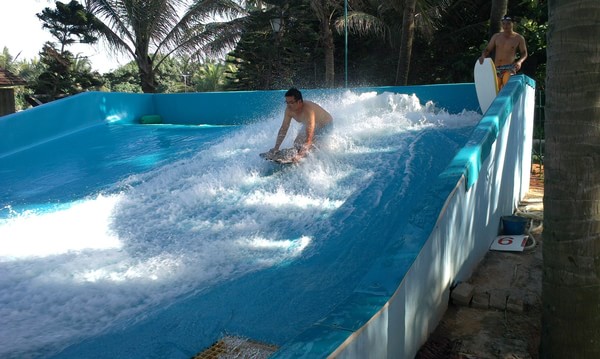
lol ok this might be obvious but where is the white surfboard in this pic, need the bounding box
[259,148,297,164]
[474,58,499,114]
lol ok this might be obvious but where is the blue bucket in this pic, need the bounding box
[501,215,528,235]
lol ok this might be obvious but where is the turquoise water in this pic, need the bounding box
[1,123,234,214]
[0,92,480,358]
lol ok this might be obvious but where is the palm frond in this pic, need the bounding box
[157,0,247,56]
[333,11,386,38]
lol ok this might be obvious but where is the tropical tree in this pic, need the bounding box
[329,0,451,86]
[330,0,392,85]
[541,0,600,357]
[37,0,101,53]
[194,60,232,92]
[409,0,494,85]
[225,3,319,90]
[0,47,43,110]
[31,44,103,101]
[103,61,142,92]
[309,0,342,87]
[84,0,248,93]
[488,0,508,36]
[0,47,22,73]
[32,1,104,101]
[396,0,416,85]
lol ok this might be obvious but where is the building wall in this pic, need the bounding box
[0,88,16,116]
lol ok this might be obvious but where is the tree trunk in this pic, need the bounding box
[137,54,156,93]
[395,0,416,85]
[489,0,508,36]
[541,0,600,358]
[309,0,335,87]
[322,21,335,87]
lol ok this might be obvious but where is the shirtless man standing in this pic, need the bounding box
[479,15,528,89]
[270,88,333,162]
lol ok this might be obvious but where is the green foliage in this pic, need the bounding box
[102,62,142,93]
[100,56,234,93]
[194,60,233,92]
[221,0,550,89]
[16,0,548,95]
[85,0,248,93]
[225,2,321,90]
[511,0,548,88]
[19,1,105,102]
[37,0,101,52]
[1,47,46,110]
[408,0,489,84]
[29,44,104,101]
[1,47,19,72]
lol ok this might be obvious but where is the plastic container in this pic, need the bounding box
[501,215,528,235]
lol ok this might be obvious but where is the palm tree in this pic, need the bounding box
[395,0,416,85]
[331,0,446,86]
[84,0,247,93]
[309,0,341,87]
[488,0,508,36]
[541,0,600,357]
[0,47,20,73]
[194,60,232,91]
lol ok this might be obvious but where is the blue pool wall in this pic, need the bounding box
[0,76,535,359]
[0,83,478,158]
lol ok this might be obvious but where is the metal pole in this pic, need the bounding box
[182,73,190,92]
[344,0,348,87]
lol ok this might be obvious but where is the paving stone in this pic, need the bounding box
[524,292,540,309]
[489,289,508,310]
[451,282,474,306]
[471,290,490,309]
[506,294,525,313]
[417,167,545,358]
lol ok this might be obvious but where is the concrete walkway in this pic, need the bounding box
[417,164,544,359]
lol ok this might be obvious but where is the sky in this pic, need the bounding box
[0,0,128,73]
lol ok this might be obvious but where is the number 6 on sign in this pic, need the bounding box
[490,235,527,252]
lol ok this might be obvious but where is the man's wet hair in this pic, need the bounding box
[285,88,303,102]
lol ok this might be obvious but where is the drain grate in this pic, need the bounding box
[193,336,278,359]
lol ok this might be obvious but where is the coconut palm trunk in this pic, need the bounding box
[322,20,335,87]
[136,51,156,93]
[310,0,337,87]
[488,0,508,36]
[541,0,600,357]
[395,0,416,85]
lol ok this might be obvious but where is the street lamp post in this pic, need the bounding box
[270,17,282,33]
[181,73,190,92]
[344,0,348,88]
[269,14,283,89]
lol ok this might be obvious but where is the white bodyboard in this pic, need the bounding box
[474,58,499,114]
[259,148,297,164]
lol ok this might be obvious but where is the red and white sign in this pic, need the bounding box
[490,235,528,252]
